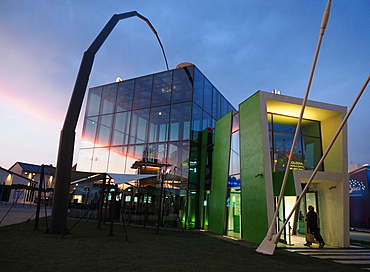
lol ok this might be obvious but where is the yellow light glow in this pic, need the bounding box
[266,99,339,121]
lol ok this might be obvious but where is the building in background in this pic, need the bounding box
[349,164,370,229]
[76,65,349,247]
[0,162,54,204]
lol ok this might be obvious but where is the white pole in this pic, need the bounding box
[257,0,332,252]
[274,74,369,242]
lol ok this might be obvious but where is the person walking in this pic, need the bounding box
[304,205,325,248]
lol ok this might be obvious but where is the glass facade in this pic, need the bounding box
[268,113,323,172]
[226,111,241,238]
[77,65,235,229]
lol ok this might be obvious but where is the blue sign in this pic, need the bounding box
[349,169,369,198]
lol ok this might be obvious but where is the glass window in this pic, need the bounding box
[212,87,220,119]
[80,116,98,148]
[220,96,228,118]
[203,79,212,115]
[107,146,127,173]
[193,67,204,108]
[172,66,193,103]
[301,119,321,137]
[129,108,150,144]
[269,113,323,172]
[168,142,189,179]
[112,111,131,146]
[147,143,168,164]
[133,76,152,109]
[148,105,170,143]
[86,87,102,117]
[169,102,191,141]
[116,80,134,112]
[91,147,109,172]
[232,112,240,133]
[191,103,203,134]
[96,114,113,147]
[202,112,212,131]
[151,72,172,107]
[100,84,117,114]
[77,148,94,172]
[125,145,146,174]
[229,150,240,175]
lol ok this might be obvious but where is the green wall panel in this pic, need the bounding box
[239,92,269,244]
[272,170,296,196]
[209,111,232,234]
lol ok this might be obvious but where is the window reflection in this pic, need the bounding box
[133,76,152,109]
[100,84,117,114]
[96,114,113,147]
[130,109,150,144]
[169,102,191,141]
[91,147,109,172]
[193,67,204,108]
[269,113,323,172]
[77,148,94,171]
[203,79,212,115]
[81,116,98,148]
[151,71,172,107]
[148,105,170,143]
[107,146,127,173]
[172,67,193,103]
[86,87,102,117]
[212,88,220,119]
[116,80,134,112]
[168,142,189,179]
[112,112,131,146]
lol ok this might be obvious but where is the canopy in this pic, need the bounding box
[70,173,157,185]
[108,173,157,184]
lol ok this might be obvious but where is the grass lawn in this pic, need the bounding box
[0,218,365,272]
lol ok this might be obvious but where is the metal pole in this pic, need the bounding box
[97,173,106,229]
[108,184,117,236]
[257,0,332,254]
[274,74,369,243]
[50,11,169,234]
[156,171,165,234]
[34,165,44,231]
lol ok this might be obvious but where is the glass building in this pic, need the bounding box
[77,64,235,228]
[76,65,350,248]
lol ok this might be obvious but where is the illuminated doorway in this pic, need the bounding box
[226,187,241,239]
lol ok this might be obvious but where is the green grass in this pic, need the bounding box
[0,218,365,272]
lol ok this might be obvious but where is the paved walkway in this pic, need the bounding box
[0,202,51,227]
[285,248,370,270]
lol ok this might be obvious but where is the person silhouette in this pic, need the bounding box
[304,205,325,248]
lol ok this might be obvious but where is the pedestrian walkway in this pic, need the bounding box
[0,202,51,227]
[284,248,370,270]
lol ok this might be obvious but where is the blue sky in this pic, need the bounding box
[0,0,369,169]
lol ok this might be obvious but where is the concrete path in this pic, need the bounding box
[0,202,51,227]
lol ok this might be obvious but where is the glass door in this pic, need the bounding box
[226,187,241,239]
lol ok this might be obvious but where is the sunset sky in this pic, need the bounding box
[0,0,369,169]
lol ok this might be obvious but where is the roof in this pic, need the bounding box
[15,162,53,175]
[0,166,36,184]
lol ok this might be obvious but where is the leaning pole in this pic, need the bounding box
[256,0,332,254]
[50,11,168,234]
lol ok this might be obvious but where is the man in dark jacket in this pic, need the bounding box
[304,205,325,248]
